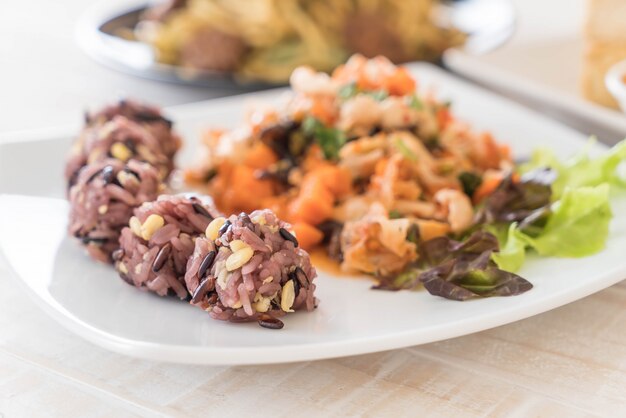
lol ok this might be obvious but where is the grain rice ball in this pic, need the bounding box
[68,159,163,263]
[85,98,181,160]
[115,194,222,299]
[65,116,174,188]
[185,210,318,329]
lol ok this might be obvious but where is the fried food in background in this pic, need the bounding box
[135,0,465,82]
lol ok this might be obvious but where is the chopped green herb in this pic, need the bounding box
[394,137,417,161]
[388,209,403,219]
[301,116,319,135]
[409,95,423,110]
[338,82,359,100]
[366,90,389,101]
[338,82,388,101]
[302,116,346,160]
[406,223,420,244]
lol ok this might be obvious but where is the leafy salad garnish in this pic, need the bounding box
[302,116,347,160]
[521,139,626,197]
[375,231,532,300]
[379,139,626,300]
[338,82,389,102]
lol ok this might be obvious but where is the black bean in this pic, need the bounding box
[206,292,218,305]
[123,167,140,179]
[290,273,301,297]
[134,111,173,128]
[279,228,299,247]
[191,278,215,304]
[192,203,213,220]
[218,220,231,237]
[101,165,115,185]
[151,243,172,273]
[238,213,255,230]
[197,250,216,279]
[86,167,104,184]
[258,314,284,330]
[112,249,125,261]
[81,236,108,245]
[124,139,137,154]
[294,266,309,286]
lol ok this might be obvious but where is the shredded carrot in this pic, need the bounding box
[309,96,338,126]
[217,165,275,213]
[244,143,278,169]
[309,165,352,198]
[288,195,334,225]
[437,107,453,130]
[374,158,390,176]
[473,171,520,203]
[260,195,289,220]
[183,168,207,184]
[477,133,504,170]
[383,67,417,96]
[292,222,324,250]
[332,55,416,96]
[416,220,450,241]
[288,168,337,225]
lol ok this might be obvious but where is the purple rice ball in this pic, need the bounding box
[114,194,222,299]
[68,159,163,263]
[65,116,174,188]
[184,210,318,328]
[85,98,181,160]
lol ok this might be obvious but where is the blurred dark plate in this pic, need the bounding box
[75,0,515,89]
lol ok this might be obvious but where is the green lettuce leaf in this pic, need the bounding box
[375,231,533,300]
[491,184,612,270]
[522,140,626,198]
[525,184,612,257]
[491,224,529,272]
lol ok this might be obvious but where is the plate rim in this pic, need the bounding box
[2,231,625,365]
[2,63,625,365]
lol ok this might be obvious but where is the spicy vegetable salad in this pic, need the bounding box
[187,54,626,300]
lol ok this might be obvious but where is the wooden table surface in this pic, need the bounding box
[2,0,625,417]
[1,262,625,417]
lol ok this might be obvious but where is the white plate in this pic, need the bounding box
[1,63,625,365]
[443,48,626,143]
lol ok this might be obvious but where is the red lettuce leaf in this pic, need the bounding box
[476,168,555,225]
[374,231,533,300]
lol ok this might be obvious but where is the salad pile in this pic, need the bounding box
[184,54,626,300]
